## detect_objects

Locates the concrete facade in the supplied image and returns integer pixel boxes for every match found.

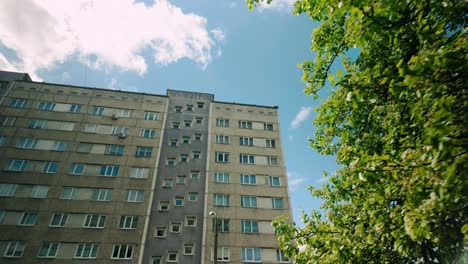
[0,71,292,264]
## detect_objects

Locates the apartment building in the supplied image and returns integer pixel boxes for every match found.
[0,70,292,264]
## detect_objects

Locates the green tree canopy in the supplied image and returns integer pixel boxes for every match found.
[248,0,467,262]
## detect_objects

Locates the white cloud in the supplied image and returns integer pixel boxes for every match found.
[0,0,223,79]
[290,106,312,129]
[108,78,118,90]
[287,171,307,191]
[258,0,296,12]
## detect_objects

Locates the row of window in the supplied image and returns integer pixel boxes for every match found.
[212,194,284,209]
[3,241,137,260]
[214,153,278,165]
[173,102,205,113]
[8,99,161,120]
[0,211,139,230]
[214,173,282,186]
[216,135,276,148]
[216,118,274,131]
[151,248,289,263]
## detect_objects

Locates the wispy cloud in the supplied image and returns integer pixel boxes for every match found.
[258,0,296,12]
[0,0,223,80]
[290,106,312,129]
[287,171,307,191]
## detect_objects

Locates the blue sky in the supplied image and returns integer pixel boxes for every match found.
[0,0,337,223]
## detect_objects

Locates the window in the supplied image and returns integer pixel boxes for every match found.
[91,189,112,201]
[197,102,204,108]
[69,163,85,175]
[174,196,185,206]
[241,220,259,233]
[183,244,194,255]
[162,179,173,188]
[77,143,92,153]
[214,172,230,183]
[239,121,252,129]
[241,247,262,262]
[241,196,257,208]
[172,122,180,129]
[111,245,133,260]
[240,154,255,164]
[38,242,59,258]
[16,138,38,149]
[0,136,6,146]
[216,135,230,144]
[119,215,138,229]
[196,117,203,124]
[216,118,229,127]
[1,116,16,126]
[240,137,254,146]
[0,183,17,196]
[31,185,49,198]
[176,175,187,184]
[182,136,190,144]
[272,198,284,209]
[214,194,229,207]
[264,123,274,131]
[74,243,98,259]
[112,126,130,135]
[158,201,170,211]
[116,109,132,118]
[192,151,201,159]
[188,192,199,202]
[185,216,197,227]
[27,119,47,129]
[184,120,192,127]
[4,241,26,258]
[60,187,77,199]
[99,165,119,177]
[216,247,230,262]
[190,171,200,180]
[42,162,58,173]
[268,176,281,186]
[194,133,202,141]
[84,123,98,133]
[216,152,230,163]
[136,146,152,157]
[9,99,26,108]
[144,111,160,120]
[83,214,106,228]
[215,219,230,232]
[51,141,67,151]
[105,145,124,156]
[0,210,4,223]
[130,167,149,178]
[6,159,29,171]
[49,213,68,227]
[276,249,290,262]
[151,256,162,264]
[180,154,189,162]
[170,222,182,233]
[167,251,179,262]
[125,190,144,202]
[266,139,276,148]
[240,174,256,185]
[140,128,156,138]
[174,106,182,113]
[169,138,178,146]
[154,227,166,238]
[69,104,82,113]
[19,212,38,226]
[186,105,193,111]
[37,102,55,111]
[268,156,278,166]
[91,106,104,116]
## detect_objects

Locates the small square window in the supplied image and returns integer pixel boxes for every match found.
[4,241,26,258]
[169,138,178,147]
[154,227,166,238]
[175,106,182,113]
[194,133,202,141]
[185,216,197,227]
[182,136,190,144]
[170,222,182,233]
[162,179,173,188]
[186,105,193,111]
[174,196,185,207]
[167,158,176,166]
[180,154,189,163]
[196,117,203,124]
[192,151,201,159]
[158,201,170,211]
[184,120,192,127]
[172,122,180,129]
[183,244,194,255]
[188,192,199,202]
[176,175,187,184]
[197,102,204,108]
[190,171,200,180]
[167,251,179,262]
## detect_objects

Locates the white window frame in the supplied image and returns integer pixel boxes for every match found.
[136,146,152,157]
[187,192,199,202]
[215,219,230,233]
[60,187,77,199]
[3,241,26,258]
[176,175,187,184]
[19,212,38,226]
[162,179,173,188]
[42,161,58,173]
[266,139,276,148]
[69,104,82,113]
[170,222,182,233]
[239,121,253,129]
[9,99,27,108]
[144,111,160,120]
[91,106,104,116]
[241,247,262,262]
[92,188,112,201]
[49,213,68,227]
[216,135,230,144]
[70,163,85,175]
[240,174,256,185]
[16,138,38,149]
[6,159,29,171]
[180,154,189,163]
[190,171,200,180]
[241,220,259,233]
[174,196,185,207]
[158,201,170,211]
[154,226,167,238]
[216,247,230,262]
[38,242,60,258]
[272,198,284,209]
[130,167,149,179]
[276,249,290,262]
[264,123,274,131]
[185,216,197,227]
[183,243,194,255]
[31,185,49,198]
[166,251,179,262]
[83,214,106,229]
[181,136,190,144]
[119,215,138,230]
[268,156,278,166]
[125,190,144,203]
[214,172,230,183]
[241,196,257,208]
[0,183,17,197]
[167,158,176,166]
[2,116,17,126]
[74,243,98,259]
[184,120,192,127]
[215,152,230,163]
[111,244,133,260]
[194,133,202,140]
[172,122,180,128]
[240,154,255,164]
[169,138,178,147]
[213,193,229,207]
[99,165,119,177]
[268,176,281,186]
[216,118,229,127]
[240,137,254,146]
[37,101,56,111]
[140,128,156,138]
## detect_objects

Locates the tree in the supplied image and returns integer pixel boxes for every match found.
[248,0,467,262]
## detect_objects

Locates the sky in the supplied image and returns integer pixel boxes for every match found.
[0,0,338,224]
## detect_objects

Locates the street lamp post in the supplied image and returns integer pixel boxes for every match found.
[209,211,218,264]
